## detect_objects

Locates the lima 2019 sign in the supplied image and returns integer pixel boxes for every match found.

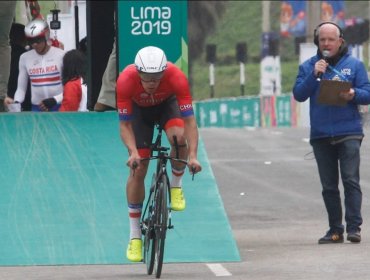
[117,1,188,74]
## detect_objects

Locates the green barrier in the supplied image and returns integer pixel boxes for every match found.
[195,95,296,128]
[195,97,260,128]
[260,96,276,127]
[276,95,292,127]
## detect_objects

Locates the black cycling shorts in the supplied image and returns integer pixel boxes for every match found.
[131,95,184,157]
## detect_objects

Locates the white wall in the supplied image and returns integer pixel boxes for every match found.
[46,1,86,52]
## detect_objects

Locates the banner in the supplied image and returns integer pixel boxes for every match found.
[321,0,345,28]
[260,96,276,127]
[195,95,298,128]
[276,95,292,127]
[280,1,307,37]
[260,32,281,96]
[195,97,260,128]
[117,1,188,73]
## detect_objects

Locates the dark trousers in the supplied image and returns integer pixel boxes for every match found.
[311,138,363,234]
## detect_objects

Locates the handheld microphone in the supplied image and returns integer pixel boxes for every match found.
[316,50,330,81]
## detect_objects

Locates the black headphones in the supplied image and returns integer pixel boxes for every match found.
[313,21,344,46]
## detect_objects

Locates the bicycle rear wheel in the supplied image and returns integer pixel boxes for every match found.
[154,174,168,278]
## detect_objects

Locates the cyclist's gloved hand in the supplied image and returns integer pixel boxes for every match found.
[40,97,57,111]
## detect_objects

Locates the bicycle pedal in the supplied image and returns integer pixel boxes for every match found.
[168,225,174,229]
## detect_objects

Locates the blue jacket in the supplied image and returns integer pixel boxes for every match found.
[293,52,370,139]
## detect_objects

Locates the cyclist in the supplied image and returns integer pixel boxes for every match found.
[4,19,64,111]
[116,46,202,262]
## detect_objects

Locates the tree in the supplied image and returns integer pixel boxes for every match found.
[188,1,226,90]
[188,1,226,60]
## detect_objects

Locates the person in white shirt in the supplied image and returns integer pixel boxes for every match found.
[4,19,64,112]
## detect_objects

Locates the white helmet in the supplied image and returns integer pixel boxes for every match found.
[134,46,167,73]
[24,19,50,41]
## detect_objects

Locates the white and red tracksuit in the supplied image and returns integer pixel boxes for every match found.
[14,46,64,106]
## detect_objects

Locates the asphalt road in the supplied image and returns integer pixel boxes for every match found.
[2,126,370,279]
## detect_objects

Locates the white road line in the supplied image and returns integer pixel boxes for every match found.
[206,263,232,277]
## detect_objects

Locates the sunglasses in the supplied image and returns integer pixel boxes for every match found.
[139,72,164,83]
[27,37,45,45]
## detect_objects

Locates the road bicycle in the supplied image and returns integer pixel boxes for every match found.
[139,124,193,278]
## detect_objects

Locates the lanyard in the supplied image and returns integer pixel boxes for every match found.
[327,65,348,81]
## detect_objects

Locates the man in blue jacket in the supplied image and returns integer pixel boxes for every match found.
[293,22,370,244]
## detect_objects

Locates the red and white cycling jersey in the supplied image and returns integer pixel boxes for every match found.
[14,46,64,105]
[116,62,194,121]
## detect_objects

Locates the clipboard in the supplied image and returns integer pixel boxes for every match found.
[317,80,352,106]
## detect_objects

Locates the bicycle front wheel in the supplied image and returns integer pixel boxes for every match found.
[143,196,156,275]
[143,172,158,275]
[144,220,155,275]
[154,174,168,278]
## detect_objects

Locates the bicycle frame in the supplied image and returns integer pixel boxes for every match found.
[141,126,173,230]
[140,124,187,278]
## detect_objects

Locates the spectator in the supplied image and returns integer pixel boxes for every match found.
[4,19,64,112]
[59,49,88,112]
[94,38,117,112]
[7,23,31,111]
[0,1,17,112]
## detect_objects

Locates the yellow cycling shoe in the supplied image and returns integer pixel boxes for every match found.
[170,187,186,211]
[126,238,143,262]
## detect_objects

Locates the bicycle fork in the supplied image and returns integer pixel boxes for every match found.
[167,181,174,230]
